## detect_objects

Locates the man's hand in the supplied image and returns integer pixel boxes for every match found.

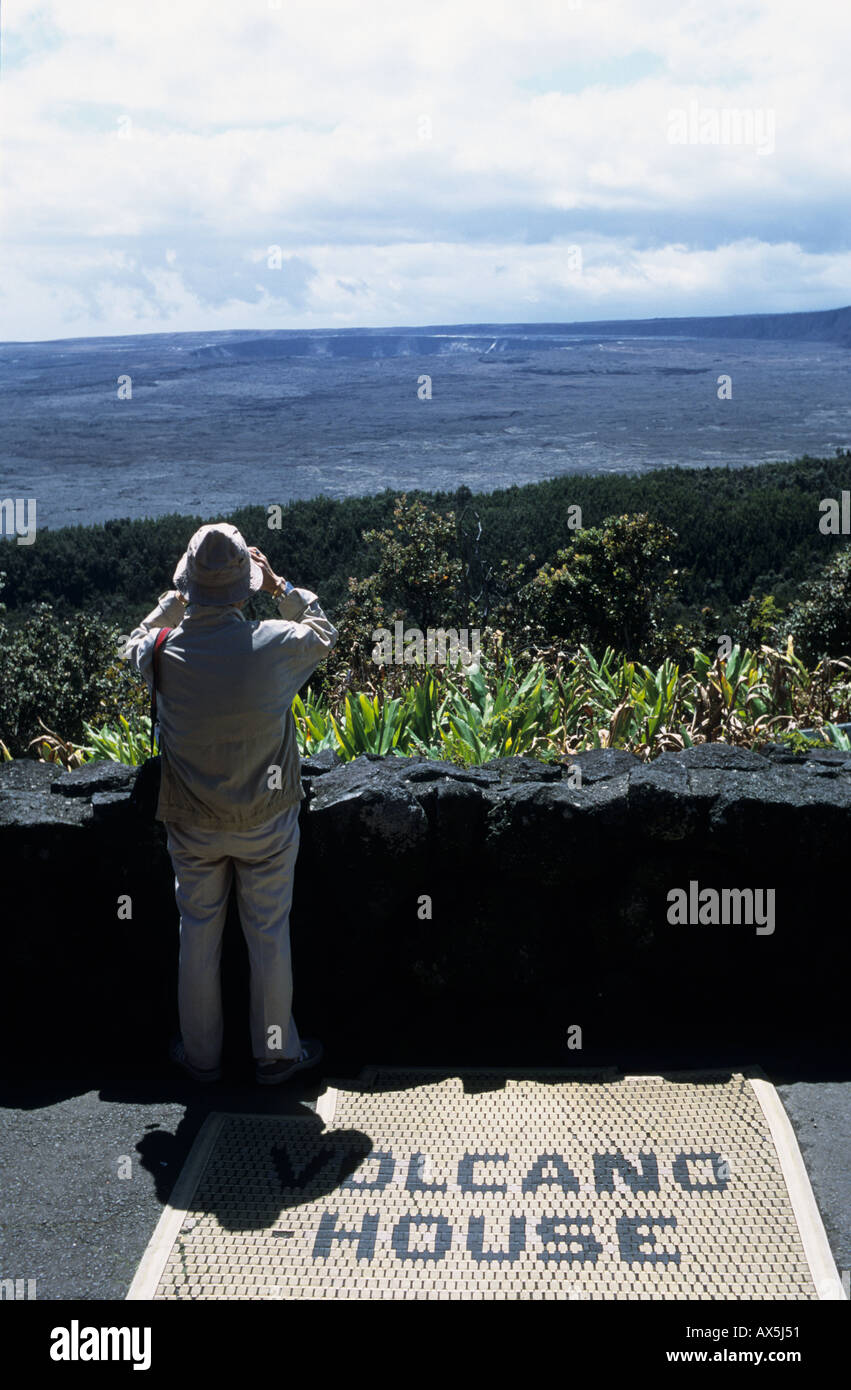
[249,547,285,594]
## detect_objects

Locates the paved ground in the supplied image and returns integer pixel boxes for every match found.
[0,1067,848,1301]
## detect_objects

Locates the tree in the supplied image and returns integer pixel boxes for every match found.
[517,513,680,659]
[0,583,147,758]
[732,593,782,649]
[782,545,851,661]
[360,494,463,631]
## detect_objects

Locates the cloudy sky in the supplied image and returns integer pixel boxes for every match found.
[1,0,849,341]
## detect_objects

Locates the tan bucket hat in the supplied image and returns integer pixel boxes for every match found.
[173,523,264,605]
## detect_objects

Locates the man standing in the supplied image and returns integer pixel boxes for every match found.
[122,523,337,1085]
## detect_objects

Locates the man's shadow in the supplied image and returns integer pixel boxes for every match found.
[134,1103,376,1233]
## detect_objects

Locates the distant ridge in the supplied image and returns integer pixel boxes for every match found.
[186,304,851,362]
[427,305,851,343]
[1,305,849,358]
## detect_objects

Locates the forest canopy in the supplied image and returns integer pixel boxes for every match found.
[2,452,850,642]
[4,452,851,762]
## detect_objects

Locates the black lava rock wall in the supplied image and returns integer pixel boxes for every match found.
[1,745,847,1077]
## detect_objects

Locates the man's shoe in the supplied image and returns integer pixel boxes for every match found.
[255,1039,323,1086]
[169,1037,222,1084]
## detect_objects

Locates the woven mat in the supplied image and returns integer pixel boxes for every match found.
[127,1068,843,1300]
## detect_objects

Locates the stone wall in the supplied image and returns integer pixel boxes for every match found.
[1,745,848,1076]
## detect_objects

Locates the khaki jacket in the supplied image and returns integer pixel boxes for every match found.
[123,586,338,830]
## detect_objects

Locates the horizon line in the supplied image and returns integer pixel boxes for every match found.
[2,303,850,350]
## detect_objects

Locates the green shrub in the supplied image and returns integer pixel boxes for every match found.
[782,545,851,662]
[0,586,148,758]
[77,714,153,765]
[515,513,680,660]
[22,641,851,770]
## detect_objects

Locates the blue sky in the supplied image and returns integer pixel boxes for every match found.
[1,0,849,341]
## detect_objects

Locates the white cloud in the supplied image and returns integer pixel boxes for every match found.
[1,0,849,339]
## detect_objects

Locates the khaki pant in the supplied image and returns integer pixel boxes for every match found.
[165,804,303,1071]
